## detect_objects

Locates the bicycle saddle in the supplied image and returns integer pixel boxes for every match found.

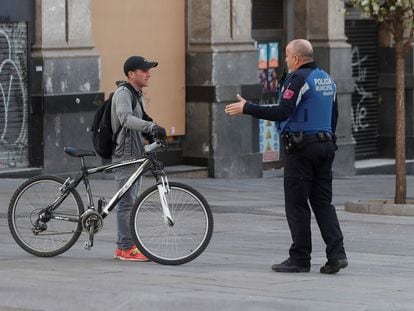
[64,146,96,157]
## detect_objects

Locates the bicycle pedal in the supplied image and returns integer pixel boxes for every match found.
[84,241,93,250]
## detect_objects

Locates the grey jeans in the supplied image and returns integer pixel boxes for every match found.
[115,177,141,249]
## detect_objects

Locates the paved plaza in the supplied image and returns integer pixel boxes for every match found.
[1,174,414,310]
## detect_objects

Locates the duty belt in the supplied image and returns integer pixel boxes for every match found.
[301,132,333,143]
[282,132,333,143]
[281,132,334,153]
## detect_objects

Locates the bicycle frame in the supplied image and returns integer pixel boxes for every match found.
[96,158,159,216]
[33,142,172,251]
[88,157,153,218]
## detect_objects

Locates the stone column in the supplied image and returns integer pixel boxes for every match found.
[293,0,355,176]
[184,0,262,178]
[31,0,102,173]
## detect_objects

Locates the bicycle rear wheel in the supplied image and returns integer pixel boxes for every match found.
[8,175,84,257]
[130,182,213,265]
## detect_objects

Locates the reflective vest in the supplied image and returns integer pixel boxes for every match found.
[279,68,336,134]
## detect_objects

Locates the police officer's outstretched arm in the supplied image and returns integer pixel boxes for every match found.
[225,88,296,122]
[225,94,246,115]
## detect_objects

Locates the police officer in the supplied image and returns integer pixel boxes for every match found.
[225,39,347,274]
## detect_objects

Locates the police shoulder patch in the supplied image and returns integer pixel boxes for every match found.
[282,89,295,100]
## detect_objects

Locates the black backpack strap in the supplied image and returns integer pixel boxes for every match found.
[112,82,137,132]
[114,80,138,109]
[122,82,153,121]
[112,82,154,144]
[122,82,138,110]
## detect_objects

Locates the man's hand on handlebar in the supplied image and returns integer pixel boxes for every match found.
[152,125,167,139]
[144,136,168,154]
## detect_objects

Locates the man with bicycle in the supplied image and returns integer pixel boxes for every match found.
[225,39,348,274]
[111,56,167,261]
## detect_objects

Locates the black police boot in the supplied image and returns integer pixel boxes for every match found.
[320,258,348,274]
[271,258,310,273]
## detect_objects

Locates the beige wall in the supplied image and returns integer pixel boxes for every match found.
[91,0,185,136]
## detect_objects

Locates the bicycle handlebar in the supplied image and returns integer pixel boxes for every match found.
[144,139,168,154]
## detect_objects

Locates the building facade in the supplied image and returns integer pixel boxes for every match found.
[184,0,355,177]
[0,0,409,177]
[0,0,34,171]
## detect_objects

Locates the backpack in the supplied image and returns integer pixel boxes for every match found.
[91,82,138,159]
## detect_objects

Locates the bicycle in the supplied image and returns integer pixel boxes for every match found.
[8,139,214,265]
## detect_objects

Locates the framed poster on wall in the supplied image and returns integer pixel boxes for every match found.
[257,42,280,162]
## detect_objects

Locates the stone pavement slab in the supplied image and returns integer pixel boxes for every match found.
[0,175,414,310]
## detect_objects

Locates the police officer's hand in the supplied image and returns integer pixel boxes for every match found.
[225,94,246,116]
[151,125,167,139]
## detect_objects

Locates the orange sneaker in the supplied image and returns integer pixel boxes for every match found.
[114,246,150,262]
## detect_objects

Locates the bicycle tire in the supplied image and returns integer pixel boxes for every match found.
[130,182,213,265]
[8,175,84,257]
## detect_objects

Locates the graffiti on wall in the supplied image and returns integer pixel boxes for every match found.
[0,23,28,169]
[351,46,373,133]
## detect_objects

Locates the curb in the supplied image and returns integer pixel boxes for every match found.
[345,200,414,216]
[0,168,42,178]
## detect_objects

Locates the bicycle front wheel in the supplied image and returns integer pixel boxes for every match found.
[131,182,213,265]
[8,175,84,257]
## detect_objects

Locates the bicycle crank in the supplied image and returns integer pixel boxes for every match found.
[81,210,104,233]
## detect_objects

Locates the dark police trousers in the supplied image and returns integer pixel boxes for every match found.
[283,140,346,267]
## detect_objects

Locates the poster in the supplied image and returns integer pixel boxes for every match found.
[258,44,268,70]
[259,120,280,162]
[258,42,280,162]
[268,42,279,68]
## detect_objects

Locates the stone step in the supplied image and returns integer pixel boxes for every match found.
[355,158,414,175]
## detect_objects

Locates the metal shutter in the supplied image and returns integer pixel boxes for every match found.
[345,19,379,159]
[0,22,29,169]
[252,0,284,30]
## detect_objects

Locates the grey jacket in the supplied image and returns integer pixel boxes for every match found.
[110,84,155,180]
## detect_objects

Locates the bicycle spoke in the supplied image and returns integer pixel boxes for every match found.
[131,182,213,265]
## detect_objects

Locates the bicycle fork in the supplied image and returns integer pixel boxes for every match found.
[157,176,174,226]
